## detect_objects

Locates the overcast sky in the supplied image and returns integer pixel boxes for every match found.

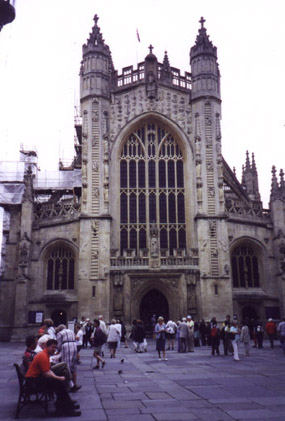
[1,0,285,207]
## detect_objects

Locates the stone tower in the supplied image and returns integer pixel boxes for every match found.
[78,15,114,319]
[190,17,232,319]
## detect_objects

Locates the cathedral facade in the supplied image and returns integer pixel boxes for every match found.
[1,16,285,340]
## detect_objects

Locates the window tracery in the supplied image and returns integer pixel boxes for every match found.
[119,122,186,255]
[46,244,75,290]
[231,245,260,288]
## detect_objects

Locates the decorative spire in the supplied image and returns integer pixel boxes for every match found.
[190,17,220,100]
[83,14,113,66]
[233,167,236,176]
[241,164,245,185]
[280,169,285,198]
[190,17,217,59]
[251,152,257,174]
[270,165,279,201]
[245,150,250,171]
[160,51,172,83]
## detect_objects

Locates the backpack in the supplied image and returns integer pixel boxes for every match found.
[94,328,107,346]
[211,326,218,337]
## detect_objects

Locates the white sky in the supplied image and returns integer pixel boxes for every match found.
[1,0,285,207]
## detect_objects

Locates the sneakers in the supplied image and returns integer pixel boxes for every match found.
[70,385,82,392]
[163,358,168,361]
[158,358,162,361]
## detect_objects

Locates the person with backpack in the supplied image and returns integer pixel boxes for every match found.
[92,319,106,369]
[210,318,220,355]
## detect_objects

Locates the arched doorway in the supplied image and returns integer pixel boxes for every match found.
[51,309,67,326]
[140,289,169,333]
[242,305,258,322]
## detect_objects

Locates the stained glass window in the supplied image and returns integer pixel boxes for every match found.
[119,121,186,255]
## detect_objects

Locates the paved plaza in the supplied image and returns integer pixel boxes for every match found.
[1,339,285,420]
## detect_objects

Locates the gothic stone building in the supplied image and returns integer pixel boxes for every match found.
[1,16,285,340]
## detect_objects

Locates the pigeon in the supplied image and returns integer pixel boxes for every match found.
[118,370,122,374]
[120,358,124,363]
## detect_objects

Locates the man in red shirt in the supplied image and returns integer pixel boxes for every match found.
[25,339,80,417]
[265,318,277,349]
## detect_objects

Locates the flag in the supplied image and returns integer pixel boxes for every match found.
[136,28,141,43]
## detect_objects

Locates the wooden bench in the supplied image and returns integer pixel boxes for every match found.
[14,363,54,418]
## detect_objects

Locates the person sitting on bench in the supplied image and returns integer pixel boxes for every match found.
[22,335,38,372]
[25,338,81,417]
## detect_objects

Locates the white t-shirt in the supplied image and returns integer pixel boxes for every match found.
[75,329,83,346]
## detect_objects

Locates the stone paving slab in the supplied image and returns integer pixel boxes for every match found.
[1,339,285,420]
[152,412,199,420]
[225,408,284,419]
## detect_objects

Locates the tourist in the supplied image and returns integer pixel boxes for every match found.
[199,319,207,346]
[277,317,285,354]
[194,320,200,347]
[74,324,83,364]
[56,325,81,392]
[25,339,81,417]
[98,315,108,356]
[92,319,106,369]
[256,320,264,349]
[155,316,167,361]
[240,321,250,356]
[186,315,194,352]
[250,319,258,348]
[82,319,93,348]
[115,319,122,349]
[130,319,138,352]
[230,320,240,361]
[178,317,188,353]
[166,319,177,350]
[22,335,38,372]
[107,319,121,358]
[44,319,57,339]
[206,322,212,346]
[265,318,276,348]
[133,320,146,353]
[120,320,128,348]
[210,320,220,356]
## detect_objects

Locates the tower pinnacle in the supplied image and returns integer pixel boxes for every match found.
[190,18,220,100]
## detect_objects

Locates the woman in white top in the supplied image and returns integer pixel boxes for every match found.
[230,321,240,361]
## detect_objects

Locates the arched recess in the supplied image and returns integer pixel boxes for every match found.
[109,112,196,256]
[242,305,258,322]
[51,309,67,326]
[41,240,78,292]
[140,289,169,332]
[230,237,265,289]
[130,276,179,326]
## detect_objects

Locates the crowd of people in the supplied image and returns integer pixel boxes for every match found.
[149,315,285,362]
[21,314,285,416]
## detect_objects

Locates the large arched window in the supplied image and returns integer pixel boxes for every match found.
[45,244,75,290]
[231,244,260,288]
[119,121,186,255]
